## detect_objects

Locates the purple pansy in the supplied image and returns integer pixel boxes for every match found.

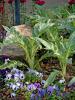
[34,82,41,88]
[0,69,6,75]
[31,92,39,100]
[38,88,46,97]
[47,86,54,95]
[27,83,37,91]
[30,93,35,100]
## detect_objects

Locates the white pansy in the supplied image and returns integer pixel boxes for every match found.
[5,58,10,64]
[19,72,25,79]
[59,79,65,83]
[39,73,43,77]
[10,83,19,91]
[6,73,12,80]
[41,80,46,85]
[11,93,16,97]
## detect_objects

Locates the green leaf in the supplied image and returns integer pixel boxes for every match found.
[44,70,59,88]
[35,37,54,50]
[33,20,54,37]
[68,77,75,86]
[3,26,10,33]
[0,61,25,69]
[65,31,75,56]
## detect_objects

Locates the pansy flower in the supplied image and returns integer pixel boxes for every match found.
[10,83,19,91]
[11,92,16,97]
[34,82,41,88]
[38,88,46,97]
[6,73,12,80]
[47,86,54,95]
[27,83,37,91]
[19,72,25,79]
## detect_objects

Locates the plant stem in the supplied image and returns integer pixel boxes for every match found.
[60,61,67,79]
[62,64,66,79]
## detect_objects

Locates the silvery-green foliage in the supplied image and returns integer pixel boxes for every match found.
[2,26,50,70]
[36,28,75,78]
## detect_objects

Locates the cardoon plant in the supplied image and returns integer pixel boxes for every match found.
[2,26,47,70]
[35,25,75,79]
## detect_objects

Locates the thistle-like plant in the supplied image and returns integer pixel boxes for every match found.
[2,26,52,70]
[36,26,75,79]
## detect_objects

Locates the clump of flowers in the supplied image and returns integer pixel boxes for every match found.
[28,83,60,99]
[26,79,66,100]
[5,68,25,93]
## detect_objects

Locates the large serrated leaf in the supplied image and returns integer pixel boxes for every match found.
[68,77,75,86]
[44,70,59,88]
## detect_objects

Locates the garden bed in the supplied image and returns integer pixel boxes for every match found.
[1,0,75,100]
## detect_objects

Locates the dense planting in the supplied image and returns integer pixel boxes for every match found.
[0,0,75,99]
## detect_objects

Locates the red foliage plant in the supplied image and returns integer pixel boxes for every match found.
[20,0,26,3]
[68,0,75,5]
[35,0,45,5]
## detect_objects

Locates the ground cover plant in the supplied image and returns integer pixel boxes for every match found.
[0,0,75,100]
